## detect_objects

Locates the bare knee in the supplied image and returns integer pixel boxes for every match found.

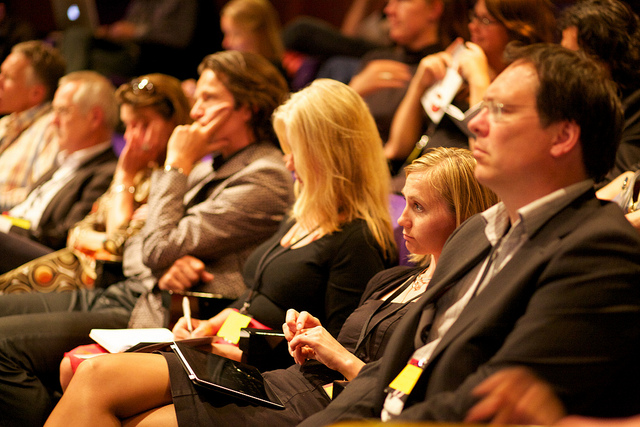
[59,356,74,391]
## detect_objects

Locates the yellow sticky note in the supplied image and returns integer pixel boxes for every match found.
[388,364,423,395]
[216,311,252,344]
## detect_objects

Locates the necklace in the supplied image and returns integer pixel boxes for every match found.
[411,269,432,291]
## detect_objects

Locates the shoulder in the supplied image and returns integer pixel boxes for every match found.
[222,142,288,178]
[81,148,118,174]
[334,219,376,245]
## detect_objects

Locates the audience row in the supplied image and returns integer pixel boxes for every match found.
[0,0,638,426]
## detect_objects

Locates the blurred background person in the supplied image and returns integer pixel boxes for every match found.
[384,0,556,179]
[60,0,214,82]
[0,70,119,272]
[0,40,66,210]
[558,0,640,185]
[0,0,36,63]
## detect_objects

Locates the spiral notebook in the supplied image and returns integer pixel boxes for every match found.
[170,341,285,410]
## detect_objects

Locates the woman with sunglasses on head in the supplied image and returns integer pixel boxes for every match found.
[45,142,498,427]
[0,73,191,294]
[384,0,556,170]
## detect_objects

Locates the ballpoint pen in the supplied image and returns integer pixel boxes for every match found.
[182,296,193,334]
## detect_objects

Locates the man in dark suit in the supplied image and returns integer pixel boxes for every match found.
[300,43,640,425]
[0,70,118,272]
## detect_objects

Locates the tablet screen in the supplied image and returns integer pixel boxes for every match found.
[171,341,285,410]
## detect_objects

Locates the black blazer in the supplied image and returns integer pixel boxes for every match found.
[11,146,117,250]
[300,190,640,425]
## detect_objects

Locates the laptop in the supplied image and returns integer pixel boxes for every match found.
[51,0,100,31]
[170,341,285,410]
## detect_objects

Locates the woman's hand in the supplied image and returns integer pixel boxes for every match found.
[283,309,322,342]
[117,119,168,182]
[284,309,364,380]
[287,324,365,380]
[164,106,232,175]
[457,42,491,106]
[349,59,411,97]
[172,308,236,340]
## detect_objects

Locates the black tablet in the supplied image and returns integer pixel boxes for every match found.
[170,341,285,410]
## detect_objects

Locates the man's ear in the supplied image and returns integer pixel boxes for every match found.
[28,83,47,106]
[429,0,445,21]
[88,105,105,130]
[550,120,581,158]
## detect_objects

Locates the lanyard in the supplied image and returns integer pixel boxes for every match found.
[239,223,317,314]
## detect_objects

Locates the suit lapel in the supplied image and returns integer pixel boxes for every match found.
[424,192,599,368]
[184,144,265,208]
[376,215,493,385]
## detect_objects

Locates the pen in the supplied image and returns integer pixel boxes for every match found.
[182,296,193,334]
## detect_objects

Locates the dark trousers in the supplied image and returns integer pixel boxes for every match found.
[0,286,134,426]
[0,230,53,274]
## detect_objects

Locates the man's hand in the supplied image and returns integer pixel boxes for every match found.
[158,255,214,293]
[465,367,566,425]
[164,107,232,174]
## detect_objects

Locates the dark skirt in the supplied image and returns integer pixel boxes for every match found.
[162,352,336,426]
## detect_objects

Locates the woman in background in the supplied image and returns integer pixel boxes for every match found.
[384,0,556,167]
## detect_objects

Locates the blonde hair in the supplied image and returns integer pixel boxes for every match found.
[272,79,395,259]
[405,147,499,265]
[59,71,119,130]
[221,0,284,62]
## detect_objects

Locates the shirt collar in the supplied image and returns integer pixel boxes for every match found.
[481,179,595,245]
[7,102,51,126]
[56,140,111,167]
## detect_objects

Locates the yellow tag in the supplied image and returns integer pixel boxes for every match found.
[216,311,252,344]
[323,383,333,399]
[2,215,30,230]
[388,364,423,395]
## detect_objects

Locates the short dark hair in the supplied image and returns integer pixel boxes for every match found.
[505,43,623,182]
[558,0,640,92]
[11,41,66,102]
[197,50,288,146]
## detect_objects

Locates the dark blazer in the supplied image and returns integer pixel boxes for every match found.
[301,190,640,425]
[10,145,117,250]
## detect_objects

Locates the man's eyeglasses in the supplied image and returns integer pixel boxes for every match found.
[468,10,499,26]
[131,78,155,95]
[476,100,537,123]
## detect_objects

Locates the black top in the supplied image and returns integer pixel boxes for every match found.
[229,218,390,336]
[164,265,425,426]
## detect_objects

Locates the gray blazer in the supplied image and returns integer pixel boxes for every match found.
[124,142,294,327]
[301,190,640,425]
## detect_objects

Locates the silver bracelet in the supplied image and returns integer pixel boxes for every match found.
[113,184,136,194]
[164,164,185,175]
